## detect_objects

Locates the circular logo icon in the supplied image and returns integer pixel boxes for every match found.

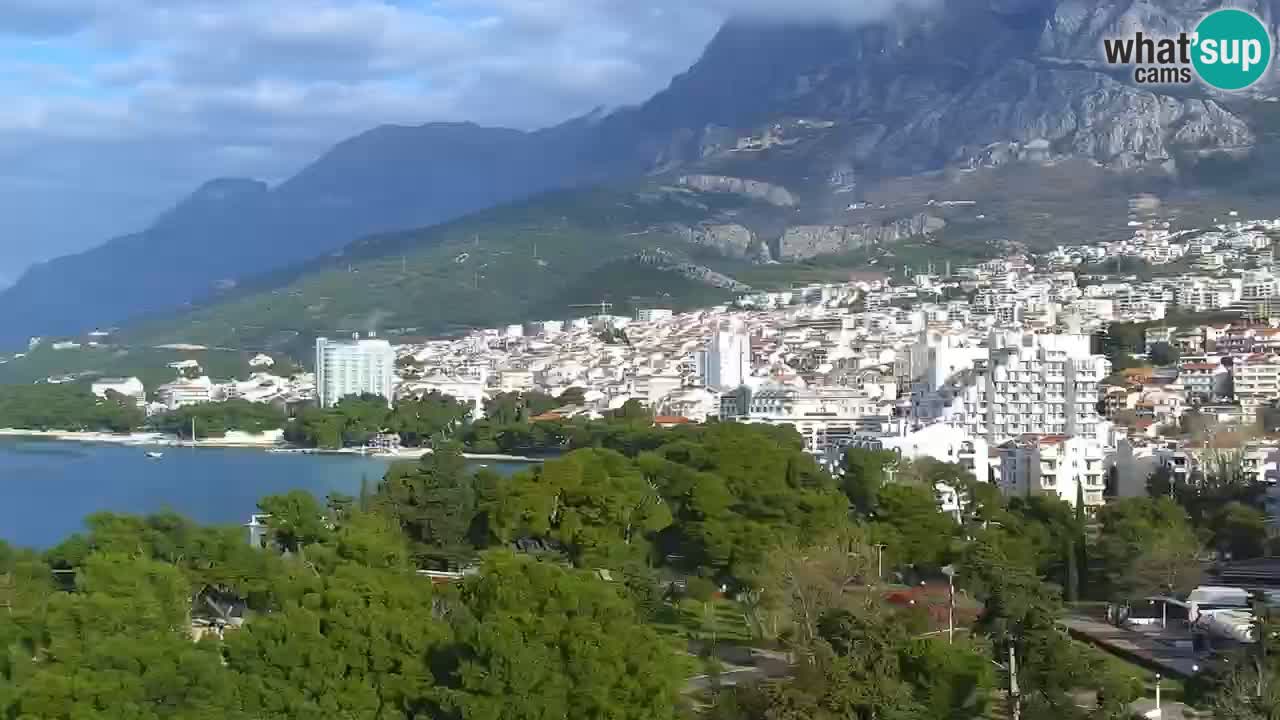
[1192,9,1272,90]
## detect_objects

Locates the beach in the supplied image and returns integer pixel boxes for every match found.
[0,427,544,463]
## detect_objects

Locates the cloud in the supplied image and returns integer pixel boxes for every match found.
[0,0,101,37]
[0,0,925,279]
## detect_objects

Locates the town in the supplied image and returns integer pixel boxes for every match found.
[51,214,1280,509]
[9,211,1280,719]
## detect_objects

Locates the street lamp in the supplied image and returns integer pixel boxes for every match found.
[942,564,957,644]
[1154,673,1162,714]
[873,543,887,582]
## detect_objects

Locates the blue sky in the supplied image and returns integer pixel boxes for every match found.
[0,0,923,286]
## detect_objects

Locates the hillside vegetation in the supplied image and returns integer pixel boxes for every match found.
[124,185,750,354]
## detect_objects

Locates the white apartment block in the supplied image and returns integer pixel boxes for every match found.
[90,376,146,403]
[860,422,992,487]
[700,329,750,390]
[720,385,893,454]
[399,371,486,416]
[315,335,396,408]
[157,376,214,410]
[1179,361,1221,402]
[911,329,1110,445]
[636,308,674,323]
[1242,271,1277,304]
[1242,444,1280,485]
[1235,354,1280,416]
[998,434,1107,509]
[496,370,535,393]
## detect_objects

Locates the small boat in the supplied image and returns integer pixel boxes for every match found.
[145,451,164,459]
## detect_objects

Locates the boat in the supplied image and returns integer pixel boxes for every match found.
[145,451,164,459]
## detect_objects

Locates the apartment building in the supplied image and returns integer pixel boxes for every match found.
[1235,354,1280,416]
[1241,271,1277,304]
[997,434,1107,509]
[1179,361,1220,403]
[720,384,894,454]
[315,335,396,408]
[1241,444,1280,485]
[699,328,750,390]
[399,369,487,416]
[157,376,214,410]
[868,422,992,485]
[912,329,1110,445]
[90,376,146,403]
[635,308,674,323]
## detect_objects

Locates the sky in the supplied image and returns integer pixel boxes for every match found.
[0,0,926,286]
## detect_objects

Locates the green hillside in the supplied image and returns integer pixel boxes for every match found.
[122,184,754,355]
[0,345,268,388]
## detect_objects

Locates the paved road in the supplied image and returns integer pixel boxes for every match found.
[685,666,767,692]
[1061,615,1202,678]
[1129,698,1202,719]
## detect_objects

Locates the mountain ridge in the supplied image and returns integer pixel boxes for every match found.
[6,0,1280,347]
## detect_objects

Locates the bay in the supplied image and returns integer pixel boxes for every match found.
[0,439,528,549]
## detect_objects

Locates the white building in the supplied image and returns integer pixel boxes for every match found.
[871,422,993,486]
[398,373,486,416]
[315,335,396,407]
[157,376,214,410]
[700,329,750,390]
[496,369,535,393]
[997,434,1107,509]
[720,385,893,454]
[90,376,145,403]
[636,308,674,323]
[852,422,993,519]
[248,353,275,368]
[911,329,1110,445]
[1235,354,1280,416]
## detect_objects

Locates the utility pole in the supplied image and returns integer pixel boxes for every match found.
[943,564,956,644]
[1008,644,1021,720]
[1155,673,1162,714]
[873,543,887,582]
[1253,590,1269,699]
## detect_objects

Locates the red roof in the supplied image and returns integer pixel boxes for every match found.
[653,415,692,426]
[1014,433,1072,446]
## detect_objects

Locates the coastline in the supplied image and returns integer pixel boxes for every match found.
[0,428,544,464]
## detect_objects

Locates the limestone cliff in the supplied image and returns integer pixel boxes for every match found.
[676,175,798,207]
[671,223,756,259]
[778,215,947,260]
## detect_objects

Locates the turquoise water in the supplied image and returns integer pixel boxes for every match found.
[0,440,526,548]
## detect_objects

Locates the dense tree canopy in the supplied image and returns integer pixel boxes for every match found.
[285,392,471,449]
[637,423,848,580]
[0,383,143,433]
[488,448,672,568]
[154,399,286,439]
[1094,497,1203,601]
[2,418,1235,720]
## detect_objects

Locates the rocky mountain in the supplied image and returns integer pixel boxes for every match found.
[5,0,1280,347]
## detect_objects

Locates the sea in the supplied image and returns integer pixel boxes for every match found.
[0,439,528,549]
